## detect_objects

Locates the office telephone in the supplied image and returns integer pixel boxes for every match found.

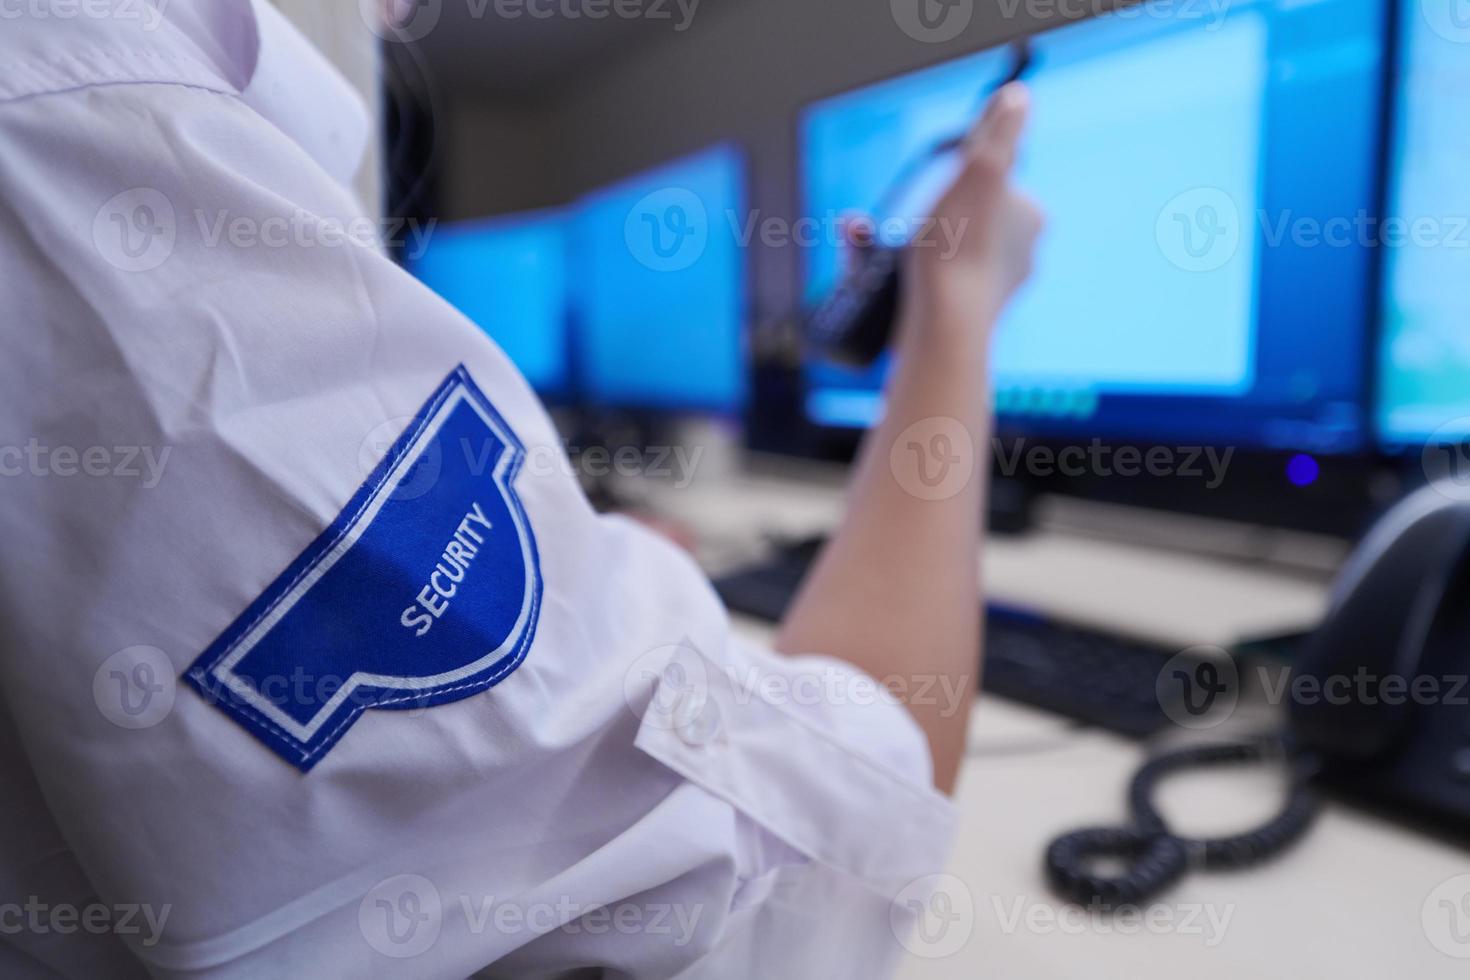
[1292,481,1470,825]
[1047,482,1470,906]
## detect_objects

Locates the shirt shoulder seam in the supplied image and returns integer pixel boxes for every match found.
[0,41,238,107]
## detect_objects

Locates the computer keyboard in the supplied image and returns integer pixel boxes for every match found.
[978,607,1177,738]
[715,539,1179,738]
[713,536,826,623]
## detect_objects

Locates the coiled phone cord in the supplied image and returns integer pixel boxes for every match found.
[1045,735,1323,907]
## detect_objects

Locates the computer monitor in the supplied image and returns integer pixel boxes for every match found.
[572,143,748,415]
[407,210,572,397]
[798,0,1389,464]
[1376,0,1470,447]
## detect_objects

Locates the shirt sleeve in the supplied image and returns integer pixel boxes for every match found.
[0,78,956,979]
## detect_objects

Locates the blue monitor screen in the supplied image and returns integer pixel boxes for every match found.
[573,144,748,414]
[1377,0,1470,446]
[801,0,1387,453]
[408,211,570,396]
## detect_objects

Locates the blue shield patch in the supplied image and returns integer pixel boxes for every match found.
[185,366,543,771]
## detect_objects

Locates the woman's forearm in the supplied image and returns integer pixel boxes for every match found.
[773,83,1041,796]
[774,316,991,795]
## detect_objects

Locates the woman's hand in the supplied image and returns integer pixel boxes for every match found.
[904,82,1045,344]
[777,83,1044,795]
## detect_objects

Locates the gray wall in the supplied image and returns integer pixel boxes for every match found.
[270,0,383,215]
[437,0,1108,318]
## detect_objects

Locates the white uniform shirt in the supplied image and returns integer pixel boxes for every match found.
[0,3,957,977]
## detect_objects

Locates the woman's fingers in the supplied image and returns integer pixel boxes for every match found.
[966,82,1031,178]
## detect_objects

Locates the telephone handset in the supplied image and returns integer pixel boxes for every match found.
[1292,482,1470,823]
[1047,482,1470,908]
[805,41,1033,366]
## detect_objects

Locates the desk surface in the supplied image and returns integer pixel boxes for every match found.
[630,466,1470,978]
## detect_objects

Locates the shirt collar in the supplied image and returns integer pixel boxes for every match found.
[237,0,372,189]
[161,0,371,189]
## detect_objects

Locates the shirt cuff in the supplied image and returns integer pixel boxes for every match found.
[632,639,959,900]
